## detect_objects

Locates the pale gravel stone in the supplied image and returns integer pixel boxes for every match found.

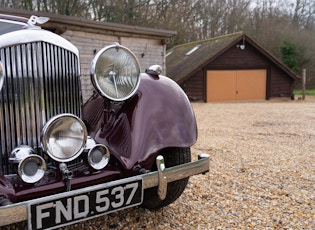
[4,98,315,229]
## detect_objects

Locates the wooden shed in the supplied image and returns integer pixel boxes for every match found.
[1,8,176,102]
[166,32,299,102]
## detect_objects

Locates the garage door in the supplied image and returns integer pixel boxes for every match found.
[206,70,266,102]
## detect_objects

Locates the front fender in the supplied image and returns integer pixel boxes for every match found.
[130,73,197,165]
[83,73,197,170]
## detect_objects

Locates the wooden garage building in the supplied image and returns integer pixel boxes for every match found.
[166,32,299,102]
[1,8,176,102]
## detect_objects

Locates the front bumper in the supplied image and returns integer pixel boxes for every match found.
[0,153,209,227]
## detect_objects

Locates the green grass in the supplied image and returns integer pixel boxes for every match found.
[294,89,315,95]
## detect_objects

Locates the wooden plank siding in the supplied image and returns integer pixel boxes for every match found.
[180,42,294,102]
[121,37,165,73]
[62,31,165,103]
[269,68,294,97]
[0,8,175,103]
[181,70,204,101]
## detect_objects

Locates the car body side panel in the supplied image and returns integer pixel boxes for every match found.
[83,73,197,170]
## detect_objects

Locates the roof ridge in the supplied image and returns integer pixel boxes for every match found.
[170,31,244,50]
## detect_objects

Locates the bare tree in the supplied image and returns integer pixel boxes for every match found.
[2,0,315,87]
[89,0,151,24]
[291,0,315,29]
[0,0,90,16]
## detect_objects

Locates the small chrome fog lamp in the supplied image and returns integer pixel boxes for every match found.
[42,114,87,162]
[91,43,141,101]
[88,144,110,170]
[9,146,46,183]
[18,155,46,183]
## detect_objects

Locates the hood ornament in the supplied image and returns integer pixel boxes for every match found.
[27,15,49,28]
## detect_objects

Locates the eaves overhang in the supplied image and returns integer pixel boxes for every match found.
[241,35,299,80]
[0,7,177,42]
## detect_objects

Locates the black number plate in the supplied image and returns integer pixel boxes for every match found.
[28,178,143,230]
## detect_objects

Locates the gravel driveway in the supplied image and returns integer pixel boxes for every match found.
[4,99,315,229]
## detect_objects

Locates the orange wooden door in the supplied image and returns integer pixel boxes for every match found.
[207,70,266,102]
[236,70,266,101]
[206,70,236,102]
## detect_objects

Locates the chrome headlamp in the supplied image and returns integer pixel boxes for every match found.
[91,43,141,101]
[42,114,87,162]
[9,146,46,183]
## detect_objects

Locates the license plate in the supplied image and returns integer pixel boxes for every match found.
[28,177,143,230]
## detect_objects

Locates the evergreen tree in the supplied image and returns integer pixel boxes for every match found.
[280,41,300,73]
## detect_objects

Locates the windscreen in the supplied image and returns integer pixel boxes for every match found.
[0,20,26,35]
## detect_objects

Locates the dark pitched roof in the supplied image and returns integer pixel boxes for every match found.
[0,7,176,40]
[166,32,298,84]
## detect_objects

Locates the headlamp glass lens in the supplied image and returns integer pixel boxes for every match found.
[91,45,140,101]
[42,114,87,162]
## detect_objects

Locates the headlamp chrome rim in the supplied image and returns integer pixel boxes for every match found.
[42,113,88,162]
[87,144,110,170]
[18,154,46,184]
[9,145,46,183]
[90,43,141,101]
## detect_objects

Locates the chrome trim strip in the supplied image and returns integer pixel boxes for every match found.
[0,154,209,227]
[0,60,3,91]
[0,18,27,27]
[0,29,79,56]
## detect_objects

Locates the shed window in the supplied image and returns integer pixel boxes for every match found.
[185,45,201,56]
[166,51,173,57]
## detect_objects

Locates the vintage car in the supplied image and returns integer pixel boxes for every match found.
[0,14,209,229]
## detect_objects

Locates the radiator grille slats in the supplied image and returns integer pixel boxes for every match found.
[0,42,81,174]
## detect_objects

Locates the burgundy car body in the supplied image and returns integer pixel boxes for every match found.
[0,13,209,229]
[83,73,198,170]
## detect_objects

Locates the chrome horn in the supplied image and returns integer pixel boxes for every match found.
[87,144,110,170]
[9,146,46,183]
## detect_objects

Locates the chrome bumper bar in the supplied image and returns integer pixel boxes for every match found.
[0,154,209,227]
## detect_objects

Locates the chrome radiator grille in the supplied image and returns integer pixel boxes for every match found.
[0,42,81,174]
